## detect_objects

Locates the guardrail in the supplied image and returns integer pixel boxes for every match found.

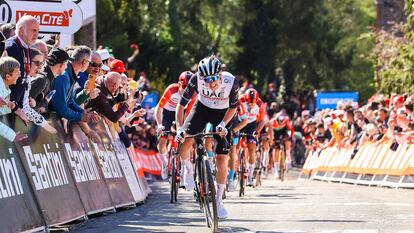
[299,141,414,188]
[0,113,151,233]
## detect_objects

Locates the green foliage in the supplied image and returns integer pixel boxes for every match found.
[374,0,414,95]
[97,0,376,101]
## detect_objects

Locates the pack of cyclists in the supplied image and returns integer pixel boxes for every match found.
[155,55,295,221]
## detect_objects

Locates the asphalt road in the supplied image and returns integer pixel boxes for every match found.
[69,170,414,233]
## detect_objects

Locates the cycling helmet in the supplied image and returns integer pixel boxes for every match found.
[276,113,288,124]
[178,71,193,88]
[245,88,259,104]
[197,56,222,78]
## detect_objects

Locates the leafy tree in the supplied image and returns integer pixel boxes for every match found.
[96,0,377,101]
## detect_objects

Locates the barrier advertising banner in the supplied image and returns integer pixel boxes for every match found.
[9,115,86,226]
[61,121,114,215]
[89,120,135,208]
[315,91,358,110]
[113,140,146,203]
[0,117,45,233]
[0,0,83,34]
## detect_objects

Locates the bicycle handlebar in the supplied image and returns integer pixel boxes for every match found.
[238,132,258,138]
[185,131,221,139]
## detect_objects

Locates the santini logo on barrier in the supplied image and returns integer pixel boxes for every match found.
[0,0,83,34]
[64,143,101,183]
[23,145,69,191]
[0,149,24,199]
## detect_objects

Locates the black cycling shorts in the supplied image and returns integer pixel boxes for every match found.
[162,108,175,133]
[273,127,289,141]
[184,102,231,154]
[241,121,257,144]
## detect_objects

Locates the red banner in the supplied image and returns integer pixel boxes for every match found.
[134,149,162,176]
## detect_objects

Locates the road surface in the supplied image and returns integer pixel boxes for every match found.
[69,170,414,233]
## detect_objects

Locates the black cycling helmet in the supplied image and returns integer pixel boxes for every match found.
[197,56,222,77]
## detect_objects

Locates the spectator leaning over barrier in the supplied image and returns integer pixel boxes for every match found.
[86,72,136,123]
[74,51,107,105]
[30,48,70,113]
[378,107,389,128]
[76,51,109,92]
[17,48,57,133]
[5,15,39,109]
[111,61,146,148]
[0,57,28,142]
[51,45,99,123]
[321,116,344,149]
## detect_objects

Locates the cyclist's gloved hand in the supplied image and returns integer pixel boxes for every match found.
[156,125,165,135]
[216,121,228,136]
[175,127,186,142]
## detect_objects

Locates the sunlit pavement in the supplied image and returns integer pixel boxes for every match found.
[70,169,414,233]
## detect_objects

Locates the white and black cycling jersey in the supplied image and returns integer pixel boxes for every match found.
[180,71,239,110]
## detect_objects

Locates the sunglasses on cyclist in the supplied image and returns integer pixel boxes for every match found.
[203,75,219,83]
[90,62,103,68]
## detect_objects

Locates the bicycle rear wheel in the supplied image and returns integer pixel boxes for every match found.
[202,159,218,232]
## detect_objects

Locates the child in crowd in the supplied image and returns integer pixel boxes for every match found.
[0,57,27,142]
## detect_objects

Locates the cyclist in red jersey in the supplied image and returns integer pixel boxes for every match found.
[236,88,266,186]
[155,71,194,179]
[269,113,295,175]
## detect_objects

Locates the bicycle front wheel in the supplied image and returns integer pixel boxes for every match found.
[279,147,286,182]
[170,152,177,203]
[202,159,218,232]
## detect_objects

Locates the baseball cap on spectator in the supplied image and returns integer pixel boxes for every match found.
[365,123,379,136]
[301,110,310,118]
[351,102,359,109]
[47,48,73,66]
[109,59,126,73]
[96,49,111,61]
[323,117,333,125]
[393,95,405,104]
[404,97,414,106]
[334,109,345,117]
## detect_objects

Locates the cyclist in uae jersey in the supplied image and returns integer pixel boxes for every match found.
[236,88,266,186]
[175,56,239,219]
[154,71,195,179]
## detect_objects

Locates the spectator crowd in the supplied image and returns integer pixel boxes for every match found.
[264,85,414,166]
[0,16,153,151]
